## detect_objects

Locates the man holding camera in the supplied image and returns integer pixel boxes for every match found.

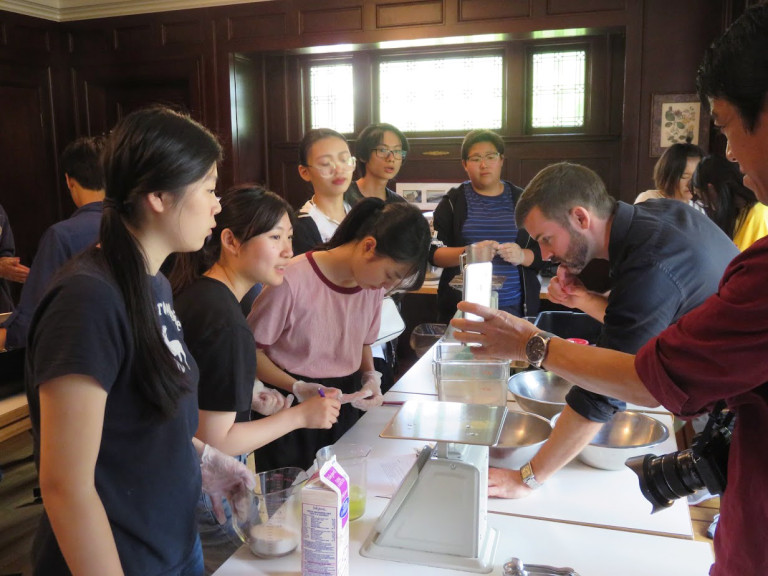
[485,161,736,499]
[452,5,768,573]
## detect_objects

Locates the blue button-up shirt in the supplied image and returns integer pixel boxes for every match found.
[2,201,103,349]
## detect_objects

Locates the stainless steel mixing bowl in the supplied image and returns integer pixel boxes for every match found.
[507,370,572,419]
[489,411,552,470]
[578,411,670,471]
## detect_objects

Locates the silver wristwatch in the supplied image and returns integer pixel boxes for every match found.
[525,331,554,369]
[520,461,542,490]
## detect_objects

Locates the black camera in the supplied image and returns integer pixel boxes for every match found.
[625,403,734,513]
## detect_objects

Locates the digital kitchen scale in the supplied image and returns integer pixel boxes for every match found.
[360,400,506,573]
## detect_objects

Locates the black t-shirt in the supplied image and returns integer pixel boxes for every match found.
[25,250,201,576]
[175,276,254,422]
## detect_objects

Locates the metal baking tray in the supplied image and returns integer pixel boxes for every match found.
[380,400,506,446]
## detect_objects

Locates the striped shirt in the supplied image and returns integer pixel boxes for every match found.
[462,181,522,313]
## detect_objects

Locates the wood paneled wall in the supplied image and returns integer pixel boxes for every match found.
[0,0,732,264]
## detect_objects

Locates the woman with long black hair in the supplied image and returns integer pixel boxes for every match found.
[25,106,254,576]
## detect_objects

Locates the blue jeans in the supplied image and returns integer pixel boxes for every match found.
[197,454,248,575]
[176,535,204,576]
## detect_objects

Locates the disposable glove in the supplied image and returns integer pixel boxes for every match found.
[200,443,256,524]
[251,379,293,415]
[292,380,342,403]
[351,370,384,411]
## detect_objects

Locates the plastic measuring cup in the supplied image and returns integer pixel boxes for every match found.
[316,443,371,520]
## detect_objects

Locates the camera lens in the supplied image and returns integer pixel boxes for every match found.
[626,449,706,513]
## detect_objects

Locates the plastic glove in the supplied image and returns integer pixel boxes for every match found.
[251,379,293,415]
[200,444,256,524]
[292,380,342,403]
[351,370,384,411]
[496,242,525,266]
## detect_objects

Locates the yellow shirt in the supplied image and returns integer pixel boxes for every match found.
[733,202,768,251]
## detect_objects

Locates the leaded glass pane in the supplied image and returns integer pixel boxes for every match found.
[531,51,585,128]
[379,56,503,131]
[310,64,354,133]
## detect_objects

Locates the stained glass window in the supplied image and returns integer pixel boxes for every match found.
[309,64,354,133]
[378,56,503,131]
[531,50,586,128]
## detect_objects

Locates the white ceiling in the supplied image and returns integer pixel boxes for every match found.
[1,0,273,22]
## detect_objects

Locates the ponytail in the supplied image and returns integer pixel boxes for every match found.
[102,106,222,419]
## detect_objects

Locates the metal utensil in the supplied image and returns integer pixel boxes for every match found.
[503,556,581,576]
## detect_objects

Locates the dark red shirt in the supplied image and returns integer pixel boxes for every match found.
[636,237,768,575]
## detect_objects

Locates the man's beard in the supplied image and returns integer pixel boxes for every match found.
[559,227,590,274]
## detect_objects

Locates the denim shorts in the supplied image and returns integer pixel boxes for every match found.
[176,534,204,576]
[197,454,248,575]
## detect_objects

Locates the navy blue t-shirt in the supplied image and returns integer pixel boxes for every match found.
[26,249,201,576]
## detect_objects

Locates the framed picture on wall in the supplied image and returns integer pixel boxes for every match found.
[395,182,456,210]
[650,93,710,157]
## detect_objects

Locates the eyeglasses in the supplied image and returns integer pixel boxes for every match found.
[373,147,407,161]
[306,156,357,178]
[466,152,502,165]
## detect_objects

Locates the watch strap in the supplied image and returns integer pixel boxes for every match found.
[520,461,543,490]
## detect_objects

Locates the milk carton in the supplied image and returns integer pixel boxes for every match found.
[301,456,350,576]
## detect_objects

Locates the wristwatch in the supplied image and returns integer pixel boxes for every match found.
[520,461,542,490]
[525,331,554,369]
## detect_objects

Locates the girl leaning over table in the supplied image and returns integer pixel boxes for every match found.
[170,184,341,574]
[25,106,254,576]
[247,198,431,471]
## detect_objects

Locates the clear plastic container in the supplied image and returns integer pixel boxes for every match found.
[233,467,307,558]
[432,341,509,406]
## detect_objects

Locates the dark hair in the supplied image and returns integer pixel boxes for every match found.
[299,128,348,166]
[322,198,430,291]
[461,129,504,161]
[516,162,616,228]
[355,123,409,177]
[697,4,768,132]
[60,136,106,190]
[692,154,757,239]
[170,184,293,295]
[653,143,703,198]
[101,106,222,418]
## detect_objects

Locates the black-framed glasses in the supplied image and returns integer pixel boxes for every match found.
[373,147,407,161]
[306,156,357,178]
[466,152,502,164]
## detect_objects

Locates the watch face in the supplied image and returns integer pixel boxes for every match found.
[526,335,547,364]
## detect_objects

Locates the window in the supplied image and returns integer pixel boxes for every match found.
[300,38,612,137]
[309,63,354,133]
[378,55,503,131]
[530,50,586,129]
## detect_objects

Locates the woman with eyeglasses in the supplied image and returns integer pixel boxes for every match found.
[430,129,543,322]
[344,123,410,206]
[343,123,410,394]
[293,128,357,255]
[247,198,431,471]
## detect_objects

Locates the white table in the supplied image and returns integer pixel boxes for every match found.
[340,405,692,539]
[214,345,713,575]
[214,497,712,576]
